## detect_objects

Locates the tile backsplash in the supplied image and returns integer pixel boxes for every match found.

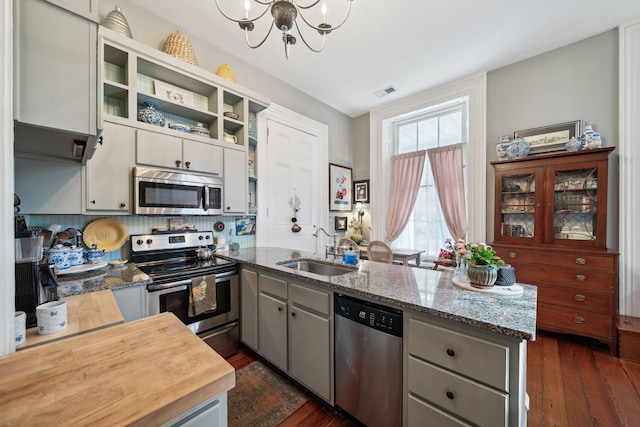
[24,215,255,261]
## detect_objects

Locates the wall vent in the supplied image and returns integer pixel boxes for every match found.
[374,86,397,98]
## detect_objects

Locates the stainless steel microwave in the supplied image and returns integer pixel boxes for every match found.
[134,167,223,215]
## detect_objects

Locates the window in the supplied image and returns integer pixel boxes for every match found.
[393,101,467,258]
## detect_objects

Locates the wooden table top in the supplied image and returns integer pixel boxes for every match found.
[17,290,124,351]
[1,312,235,426]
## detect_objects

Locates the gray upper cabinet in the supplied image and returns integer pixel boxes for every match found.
[85,121,135,213]
[13,0,100,164]
[223,148,247,213]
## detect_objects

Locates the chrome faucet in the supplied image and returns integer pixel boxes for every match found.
[313,225,338,261]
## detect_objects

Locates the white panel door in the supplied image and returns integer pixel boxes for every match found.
[265,120,320,252]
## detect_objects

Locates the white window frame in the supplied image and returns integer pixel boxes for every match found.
[370,73,487,244]
[393,101,468,257]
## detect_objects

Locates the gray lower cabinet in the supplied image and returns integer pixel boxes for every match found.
[240,268,258,350]
[85,121,135,213]
[243,268,334,403]
[112,285,147,323]
[406,315,528,427]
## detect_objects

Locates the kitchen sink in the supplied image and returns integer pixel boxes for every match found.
[278,259,357,276]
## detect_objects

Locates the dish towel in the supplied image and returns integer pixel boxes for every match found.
[188,275,217,317]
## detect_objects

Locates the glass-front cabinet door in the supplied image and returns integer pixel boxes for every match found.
[496,170,541,242]
[493,148,611,249]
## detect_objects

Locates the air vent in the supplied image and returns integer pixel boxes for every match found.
[374,86,397,98]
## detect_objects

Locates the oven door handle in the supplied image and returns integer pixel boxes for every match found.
[147,269,237,291]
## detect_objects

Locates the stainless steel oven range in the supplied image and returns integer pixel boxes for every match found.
[130,231,239,358]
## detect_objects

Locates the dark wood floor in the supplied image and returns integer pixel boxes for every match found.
[228,332,640,426]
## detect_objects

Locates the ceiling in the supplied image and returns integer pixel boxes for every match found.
[129,0,640,118]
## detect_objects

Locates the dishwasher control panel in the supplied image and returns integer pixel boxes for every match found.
[335,294,403,337]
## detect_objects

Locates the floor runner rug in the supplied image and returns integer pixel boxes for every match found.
[228,360,309,426]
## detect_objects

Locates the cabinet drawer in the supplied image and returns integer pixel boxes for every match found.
[537,302,614,339]
[495,247,616,271]
[408,394,472,427]
[515,264,615,291]
[290,283,330,316]
[408,318,509,391]
[408,356,508,427]
[537,285,615,314]
[260,274,287,300]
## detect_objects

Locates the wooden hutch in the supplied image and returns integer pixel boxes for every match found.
[491,147,618,353]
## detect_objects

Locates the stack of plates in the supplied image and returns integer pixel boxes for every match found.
[101,6,133,39]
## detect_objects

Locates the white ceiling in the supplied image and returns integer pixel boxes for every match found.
[129,0,640,118]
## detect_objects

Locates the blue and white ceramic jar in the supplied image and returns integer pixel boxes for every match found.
[137,101,165,127]
[506,137,530,159]
[565,137,583,152]
[47,244,70,270]
[68,246,84,266]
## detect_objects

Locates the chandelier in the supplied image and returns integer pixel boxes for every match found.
[215,0,353,59]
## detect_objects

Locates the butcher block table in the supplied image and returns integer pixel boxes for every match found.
[0,312,236,426]
[18,290,124,351]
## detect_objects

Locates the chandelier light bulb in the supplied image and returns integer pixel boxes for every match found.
[321,2,327,23]
[244,0,251,18]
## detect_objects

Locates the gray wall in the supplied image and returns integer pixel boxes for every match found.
[99,1,353,165]
[486,29,619,249]
[351,113,370,181]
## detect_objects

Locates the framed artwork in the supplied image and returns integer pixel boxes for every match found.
[513,120,580,155]
[329,163,352,211]
[335,216,348,231]
[235,217,256,235]
[353,179,370,203]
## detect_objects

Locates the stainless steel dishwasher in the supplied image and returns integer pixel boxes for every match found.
[335,294,403,427]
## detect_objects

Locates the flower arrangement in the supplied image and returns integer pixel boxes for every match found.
[464,242,504,266]
[349,217,363,245]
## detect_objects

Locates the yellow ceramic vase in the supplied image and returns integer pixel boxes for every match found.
[216,62,237,82]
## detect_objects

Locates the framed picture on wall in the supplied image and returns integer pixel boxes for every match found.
[353,179,370,203]
[513,120,580,155]
[335,216,348,231]
[329,163,352,211]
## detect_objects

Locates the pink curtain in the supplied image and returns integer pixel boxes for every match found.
[384,150,426,243]
[427,143,467,241]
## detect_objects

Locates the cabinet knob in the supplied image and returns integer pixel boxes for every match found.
[185,161,191,169]
[446,391,455,400]
[575,274,586,282]
[291,312,296,317]
[508,252,517,259]
[120,203,126,208]
[574,316,586,324]
[575,258,587,265]
[98,136,103,145]
[176,160,181,167]
[90,200,96,204]
[446,348,455,357]
[574,294,586,302]
[278,307,282,312]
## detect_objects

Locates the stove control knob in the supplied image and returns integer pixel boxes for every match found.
[136,239,144,245]
[146,239,153,245]
[198,235,204,240]
[205,235,210,240]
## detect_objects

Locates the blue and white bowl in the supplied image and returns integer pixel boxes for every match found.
[168,123,191,133]
[47,244,70,270]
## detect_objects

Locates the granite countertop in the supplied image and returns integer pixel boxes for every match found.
[56,263,151,297]
[217,247,538,340]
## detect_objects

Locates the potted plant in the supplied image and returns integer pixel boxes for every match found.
[464,242,504,288]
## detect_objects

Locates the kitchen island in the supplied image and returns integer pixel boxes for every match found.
[1,312,235,426]
[218,247,537,426]
[218,247,537,340]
